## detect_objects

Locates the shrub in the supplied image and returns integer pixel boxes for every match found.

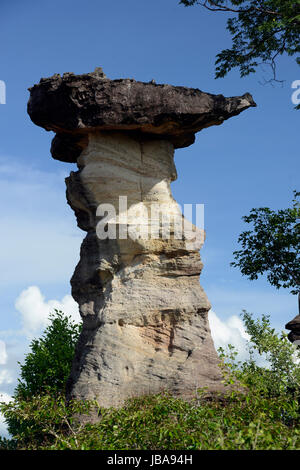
[1,310,300,450]
[1,390,299,450]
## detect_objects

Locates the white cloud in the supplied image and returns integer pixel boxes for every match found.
[0,392,12,438]
[0,392,12,403]
[208,309,251,361]
[0,285,82,438]
[0,370,13,386]
[15,286,81,335]
[209,309,273,368]
[0,286,81,438]
[0,341,7,365]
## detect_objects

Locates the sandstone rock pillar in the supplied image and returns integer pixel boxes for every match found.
[28,69,256,407]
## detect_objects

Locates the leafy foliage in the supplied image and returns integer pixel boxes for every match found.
[3,310,81,437]
[180,1,300,83]
[0,394,94,450]
[1,311,300,450]
[1,389,299,450]
[219,311,300,399]
[231,191,300,294]
[15,310,81,398]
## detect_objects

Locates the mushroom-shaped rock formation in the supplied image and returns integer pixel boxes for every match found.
[28,69,256,409]
[285,315,300,344]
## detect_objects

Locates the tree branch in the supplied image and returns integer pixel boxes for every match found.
[194,0,283,17]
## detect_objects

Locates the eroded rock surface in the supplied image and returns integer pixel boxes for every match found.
[28,68,256,160]
[27,69,256,408]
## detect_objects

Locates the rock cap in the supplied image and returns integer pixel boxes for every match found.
[28,68,256,162]
[285,315,300,343]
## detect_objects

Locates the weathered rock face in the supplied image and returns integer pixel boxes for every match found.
[64,132,220,405]
[28,69,256,408]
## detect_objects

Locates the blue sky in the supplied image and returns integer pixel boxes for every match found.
[0,0,299,432]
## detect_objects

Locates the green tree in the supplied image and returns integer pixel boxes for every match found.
[219,311,300,398]
[231,191,300,312]
[16,310,81,399]
[180,1,300,84]
[3,310,81,439]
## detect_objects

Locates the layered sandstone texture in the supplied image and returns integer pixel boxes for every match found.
[28,69,256,407]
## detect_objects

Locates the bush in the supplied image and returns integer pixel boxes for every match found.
[1,310,300,450]
[1,390,299,450]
